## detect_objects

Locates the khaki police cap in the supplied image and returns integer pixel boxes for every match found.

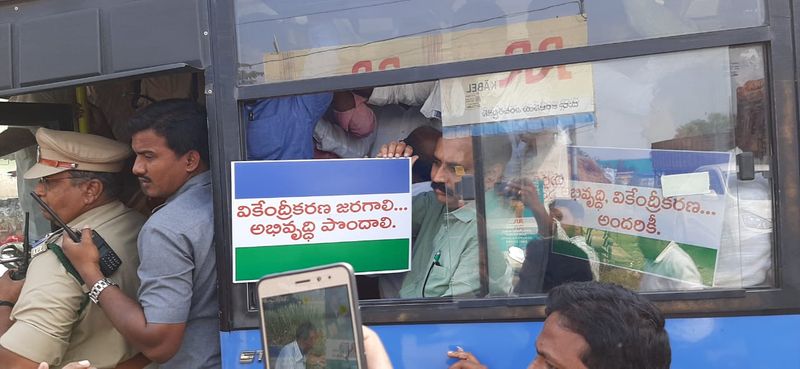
[23,128,131,179]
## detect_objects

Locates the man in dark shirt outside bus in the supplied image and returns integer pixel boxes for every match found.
[61,99,220,368]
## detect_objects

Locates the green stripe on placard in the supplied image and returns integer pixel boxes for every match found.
[235,238,410,282]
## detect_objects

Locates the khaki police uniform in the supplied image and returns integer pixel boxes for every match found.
[0,128,146,368]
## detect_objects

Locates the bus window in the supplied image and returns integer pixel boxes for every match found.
[242,44,771,300]
[234,0,764,85]
[478,44,771,295]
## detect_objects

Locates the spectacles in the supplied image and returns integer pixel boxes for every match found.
[37,175,73,190]
[432,159,467,177]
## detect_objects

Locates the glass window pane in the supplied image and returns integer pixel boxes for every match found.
[459,45,770,294]
[0,126,52,277]
[235,0,765,85]
[0,142,23,276]
[242,44,772,299]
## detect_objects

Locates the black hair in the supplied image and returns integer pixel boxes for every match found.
[68,170,123,200]
[542,241,593,292]
[404,126,442,182]
[295,321,318,341]
[128,99,210,165]
[545,281,671,369]
[515,239,593,295]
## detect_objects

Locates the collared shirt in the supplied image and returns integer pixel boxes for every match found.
[411,181,433,196]
[399,191,480,298]
[1,201,144,368]
[275,341,305,369]
[247,93,333,160]
[397,191,516,298]
[640,241,703,291]
[137,171,220,369]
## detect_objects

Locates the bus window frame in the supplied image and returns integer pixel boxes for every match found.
[205,0,800,331]
[0,102,74,132]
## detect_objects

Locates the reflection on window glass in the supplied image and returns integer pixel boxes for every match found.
[0,153,23,276]
[243,44,771,300]
[235,0,764,84]
[0,125,59,252]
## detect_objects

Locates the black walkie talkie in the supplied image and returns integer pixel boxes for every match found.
[10,212,30,280]
[30,192,122,277]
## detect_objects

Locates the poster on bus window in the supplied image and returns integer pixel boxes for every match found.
[230,158,412,283]
[439,61,595,127]
[552,146,734,288]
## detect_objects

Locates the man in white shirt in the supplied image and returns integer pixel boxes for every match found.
[639,239,702,291]
[275,322,321,369]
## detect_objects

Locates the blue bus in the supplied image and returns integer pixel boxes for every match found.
[0,0,798,368]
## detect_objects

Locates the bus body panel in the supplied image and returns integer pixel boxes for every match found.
[220,314,800,368]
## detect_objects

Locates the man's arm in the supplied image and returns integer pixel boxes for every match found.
[0,266,85,368]
[447,349,487,369]
[362,326,392,369]
[0,347,41,369]
[504,180,552,237]
[0,271,38,368]
[61,228,185,363]
[0,271,24,335]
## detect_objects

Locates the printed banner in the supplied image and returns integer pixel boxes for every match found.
[567,180,727,250]
[263,16,588,81]
[553,146,734,287]
[231,159,412,283]
[440,62,595,126]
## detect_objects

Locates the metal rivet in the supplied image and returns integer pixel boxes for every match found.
[14,6,19,11]
[206,89,213,94]
[203,31,209,36]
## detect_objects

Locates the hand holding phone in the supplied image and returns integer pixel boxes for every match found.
[257,263,365,369]
[29,192,122,277]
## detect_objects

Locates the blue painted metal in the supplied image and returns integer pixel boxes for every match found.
[220,315,800,369]
[220,330,265,369]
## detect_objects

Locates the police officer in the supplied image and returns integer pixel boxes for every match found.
[0,128,145,369]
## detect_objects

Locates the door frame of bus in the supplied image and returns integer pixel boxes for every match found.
[0,102,74,157]
[205,0,800,331]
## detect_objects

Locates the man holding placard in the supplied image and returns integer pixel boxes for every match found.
[378,135,512,298]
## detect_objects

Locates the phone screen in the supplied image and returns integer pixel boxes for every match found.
[261,285,358,369]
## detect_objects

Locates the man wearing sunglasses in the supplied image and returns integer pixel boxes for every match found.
[0,128,145,369]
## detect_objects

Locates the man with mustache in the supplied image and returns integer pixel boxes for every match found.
[446,281,671,369]
[379,134,513,298]
[61,100,220,368]
[0,128,145,368]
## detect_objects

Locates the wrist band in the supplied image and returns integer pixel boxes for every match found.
[0,300,14,308]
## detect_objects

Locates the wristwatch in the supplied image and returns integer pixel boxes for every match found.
[88,278,118,304]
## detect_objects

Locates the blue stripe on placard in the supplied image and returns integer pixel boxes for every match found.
[234,158,410,199]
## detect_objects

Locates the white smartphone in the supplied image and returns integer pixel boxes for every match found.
[257,263,365,369]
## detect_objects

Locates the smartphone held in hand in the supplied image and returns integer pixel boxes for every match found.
[257,263,366,369]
